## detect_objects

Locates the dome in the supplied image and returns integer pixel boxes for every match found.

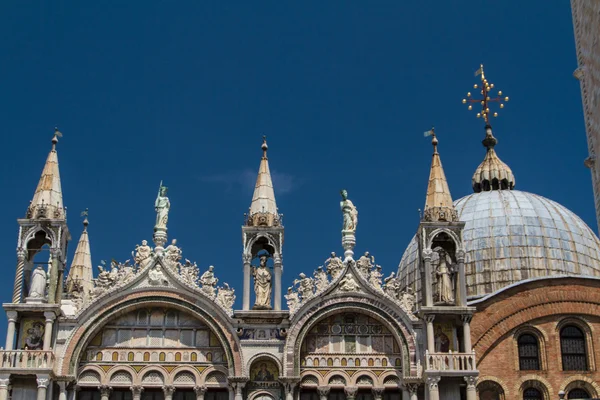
[398,190,600,299]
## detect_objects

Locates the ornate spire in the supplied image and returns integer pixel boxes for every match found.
[27,128,65,219]
[246,136,281,227]
[461,65,515,192]
[66,209,93,298]
[423,128,458,222]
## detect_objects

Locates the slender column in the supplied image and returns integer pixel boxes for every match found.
[43,312,56,351]
[273,253,282,311]
[57,381,67,400]
[194,385,207,400]
[425,315,435,352]
[130,386,143,400]
[317,386,330,400]
[228,378,247,400]
[163,385,175,400]
[99,386,111,400]
[12,248,27,303]
[456,250,467,306]
[462,315,473,352]
[427,377,440,400]
[243,255,251,310]
[401,388,409,400]
[5,311,18,350]
[372,387,385,400]
[48,249,61,305]
[0,374,10,400]
[405,384,419,400]
[234,384,244,400]
[344,387,358,400]
[280,378,299,400]
[36,376,50,400]
[228,386,234,400]
[464,377,477,400]
[422,249,434,307]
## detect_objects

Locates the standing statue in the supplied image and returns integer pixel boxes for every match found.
[369,265,383,291]
[313,266,329,293]
[154,183,170,230]
[200,266,219,297]
[356,252,374,277]
[180,259,200,287]
[340,189,358,232]
[164,239,182,269]
[401,287,416,313]
[252,255,272,309]
[134,240,153,269]
[117,260,135,284]
[434,248,455,304]
[29,266,47,298]
[294,273,315,301]
[325,252,344,280]
[216,283,236,311]
[383,272,401,300]
[285,287,300,314]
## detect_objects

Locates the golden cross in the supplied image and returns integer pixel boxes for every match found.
[462,64,509,124]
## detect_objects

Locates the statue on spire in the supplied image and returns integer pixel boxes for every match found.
[154,182,170,231]
[340,190,358,233]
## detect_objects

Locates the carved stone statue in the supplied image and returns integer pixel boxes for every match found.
[200,266,219,297]
[340,189,358,232]
[294,273,314,301]
[339,274,360,292]
[148,265,168,286]
[180,259,199,287]
[356,251,374,277]
[285,287,300,314]
[325,252,344,280]
[252,255,272,309]
[95,265,114,289]
[313,266,329,293]
[216,283,235,312]
[117,260,135,284]
[369,265,383,291]
[383,272,401,300]
[401,287,416,312]
[164,239,182,269]
[434,248,455,304]
[154,184,170,230]
[134,240,153,269]
[29,266,47,298]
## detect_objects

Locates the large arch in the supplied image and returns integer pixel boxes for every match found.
[59,290,243,377]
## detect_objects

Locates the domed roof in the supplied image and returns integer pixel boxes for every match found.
[398,190,600,298]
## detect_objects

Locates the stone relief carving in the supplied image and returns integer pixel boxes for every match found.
[325,252,344,280]
[294,273,315,301]
[285,287,300,314]
[313,266,328,294]
[180,259,200,287]
[216,283,236,314]
[338,273,360,292]
[148,265,168,286]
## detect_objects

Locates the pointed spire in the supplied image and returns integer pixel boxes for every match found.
[66,209,93,298]
[27,128,65,219]
[246,136,281,227]
[472,125,515,192]
[423,129,458,222]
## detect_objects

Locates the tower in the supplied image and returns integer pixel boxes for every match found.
[241,137,284,311]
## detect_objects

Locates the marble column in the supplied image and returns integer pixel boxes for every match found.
[12,247,27,303]
[372,387,385,400]
[194,385,207,400]
[425,315,435,352]
[43,311,56,351]
[405,384,419,400]
[0,374,10,400]
[456,250,467,307]
[99,386,111,400]
[234,384,244,400]
[273,253,282,311]
[57,381,67,400]
[344,386,358,400]
[461,315,473,353]
[48,249,61,305]
[163,385,175,400]
[401,388,409,400]
[426,377,440,400]
[130,386,144,400]
[422,249,434,307]
[317,386,330,400]
[280,377,299,400]
[464,376,477,400]
[36,376,50,400]
[243,255,251,310]
[5,311,18,350]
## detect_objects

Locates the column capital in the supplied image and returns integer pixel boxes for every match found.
[426,376,441,390]
[43,311,57,322]
[424,314,436,323]
[36,375,50,388]
[422,248,433,261]
[461,314,473,324]
[456,249,466,262]
[130,386,144,395]
[273,253,282,265]
[194,385,207,395]
[163,385,175,395]
[279,377,299,392]
[16,247,27,261]
[371,387,385,398]
[344,386,358,399]
[56,381,67,390]
[242,254,252,264]
[317,386,330,397]
[98,385,112,396]
[464,376,478,387]
[6,311,18,322]
[404,383,420,395]
[0,374,10,388]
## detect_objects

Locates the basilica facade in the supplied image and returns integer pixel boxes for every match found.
[2,68,600,400]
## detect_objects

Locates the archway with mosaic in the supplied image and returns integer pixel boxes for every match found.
[298,312,404,400]
[77,307,230,400]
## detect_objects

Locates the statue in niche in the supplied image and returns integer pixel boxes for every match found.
[339,273,360,292]
[252,255,272,309]
[313,266,329,293]
[356,251,375,277]
[294,273,314,301]
[434,326,450,352]
[369,265,383,291]
[433,248,455,305]
[340,189,358,232]
[325,252,344,280]
[200,266,219,297]
[164,239,182,269]
[148,264,168,286]
[134,240,153,269]
[28,266,47,298]
[285,287,300,314]
[180,259,199,287]
[154,183,170,230]
[216,283,235,311]
[24,322,44,350]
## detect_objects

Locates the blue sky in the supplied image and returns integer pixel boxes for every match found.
[0,2,592,334]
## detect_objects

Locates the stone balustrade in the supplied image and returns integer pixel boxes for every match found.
[425,350,476,372]
[0,350,54,370]
[302,353,402,369]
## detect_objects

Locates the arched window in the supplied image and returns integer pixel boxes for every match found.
[560,325,588,371]
[523,388,542,400]
[568,388,590,399]
[518,334,540,370]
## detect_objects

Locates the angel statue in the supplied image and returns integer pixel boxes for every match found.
[340,189,358,232]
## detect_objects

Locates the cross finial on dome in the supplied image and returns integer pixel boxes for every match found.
[462,64,509,125]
